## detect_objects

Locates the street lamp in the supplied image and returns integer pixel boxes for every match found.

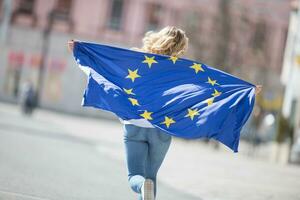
[36,11,54,107]
[0,0,12,44]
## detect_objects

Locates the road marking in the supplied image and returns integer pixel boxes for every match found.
[0,189,50,200]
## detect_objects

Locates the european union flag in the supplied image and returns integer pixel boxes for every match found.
[73,41,256,152]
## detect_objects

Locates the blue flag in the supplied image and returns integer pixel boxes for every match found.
[73,41,256,152]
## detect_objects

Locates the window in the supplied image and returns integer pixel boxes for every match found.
[252,20,267,51]
[18,0,35,15]
[146,3,162,31]
[50,0,73,32]
[4,51,25,97]
[108,0,124,30]
[11,0,36,26]
[54,0,72,17]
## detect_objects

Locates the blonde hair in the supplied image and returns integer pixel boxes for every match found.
[135,26,189,57]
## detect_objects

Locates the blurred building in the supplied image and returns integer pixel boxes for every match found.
[281,0,300,144]
[0,0,292,116]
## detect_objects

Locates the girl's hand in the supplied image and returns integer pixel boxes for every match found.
[67,39,75,52]
[255,85,262,95]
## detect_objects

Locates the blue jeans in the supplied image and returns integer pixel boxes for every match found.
[123,124,172,200]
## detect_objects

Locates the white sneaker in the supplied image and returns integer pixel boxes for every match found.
[141,179,155,200]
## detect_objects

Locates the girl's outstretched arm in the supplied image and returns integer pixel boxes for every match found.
[67,39,76,52]
[255,85,262,95]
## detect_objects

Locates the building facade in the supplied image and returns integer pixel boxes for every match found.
[281,0,300,145]
[0,0,292,116]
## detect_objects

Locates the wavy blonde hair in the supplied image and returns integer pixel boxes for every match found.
[134,26,189,57]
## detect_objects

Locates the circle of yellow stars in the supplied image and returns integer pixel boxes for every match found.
[122,54,222,128]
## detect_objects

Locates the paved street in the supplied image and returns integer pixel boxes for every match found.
[0,103,198,200]
[0,102,300,200]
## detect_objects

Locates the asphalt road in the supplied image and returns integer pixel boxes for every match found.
[1,102,300,200]
[0,105,199,200]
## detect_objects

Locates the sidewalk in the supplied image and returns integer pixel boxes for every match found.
[1,102,300,200]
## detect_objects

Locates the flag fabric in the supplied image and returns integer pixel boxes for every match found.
[73,41,256,152]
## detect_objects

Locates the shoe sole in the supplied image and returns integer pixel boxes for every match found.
[142,179,154,200]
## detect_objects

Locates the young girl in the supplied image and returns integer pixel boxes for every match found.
[120,26,189,200]
[68,26,188,200]
[68,26,261,200]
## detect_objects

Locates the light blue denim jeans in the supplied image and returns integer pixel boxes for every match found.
[123,124,172,200]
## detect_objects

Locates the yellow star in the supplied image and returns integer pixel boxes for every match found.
[168,56,178,64]
[206,77,219,86]
[206,98,214,106]
[142,55,158,68]
[126,69,141,82]
[128,98,140,106]
[185,108,200,120]
[190,63,204,74]
[161,116,176,128]
[140,110,153,120]
[123,88,135,95]
[212,89,221,97]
